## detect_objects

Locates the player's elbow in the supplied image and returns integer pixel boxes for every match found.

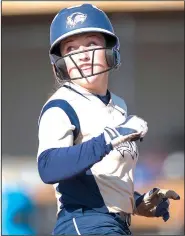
[39,173,56,184]
[38,163,58,184]
[37,149,60,184]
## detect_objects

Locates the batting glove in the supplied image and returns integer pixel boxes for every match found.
[104,115,148,148]
[134,188,180,222]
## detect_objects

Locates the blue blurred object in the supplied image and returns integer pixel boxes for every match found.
[2,184,36,235]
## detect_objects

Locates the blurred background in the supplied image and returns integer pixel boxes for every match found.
[2,1,184,235]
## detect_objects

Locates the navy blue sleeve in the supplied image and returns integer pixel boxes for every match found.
[38,133,112,184]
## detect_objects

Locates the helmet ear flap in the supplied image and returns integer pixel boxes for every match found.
[105,49,114,68]
[114,50,121,68]
[51,55,69,80]
[105,48,121,69]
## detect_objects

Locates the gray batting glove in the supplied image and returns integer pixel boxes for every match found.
[134,188,180,222]
[104,115,148,148]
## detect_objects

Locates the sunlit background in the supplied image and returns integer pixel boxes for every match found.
[2,1,184,235]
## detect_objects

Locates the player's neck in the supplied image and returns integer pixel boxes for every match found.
[72,80,108,96]
[84,83,108,96]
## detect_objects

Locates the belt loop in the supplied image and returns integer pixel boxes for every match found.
[81,207,85,215]
[120,212,131,227]
[126,214,131,227]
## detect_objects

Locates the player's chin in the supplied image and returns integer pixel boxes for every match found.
[82,74,102,84]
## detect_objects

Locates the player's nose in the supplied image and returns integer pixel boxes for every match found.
[78,46,90,61]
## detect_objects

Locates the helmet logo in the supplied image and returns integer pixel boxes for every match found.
[66,12,87,28]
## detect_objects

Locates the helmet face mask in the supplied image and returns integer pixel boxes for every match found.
[49,4,121,81]
[52,47,119,81]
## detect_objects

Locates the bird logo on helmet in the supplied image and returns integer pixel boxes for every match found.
[66,12,87,28]
[49,4,121,80]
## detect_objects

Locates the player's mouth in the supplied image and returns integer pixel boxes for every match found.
[69,63,105,77]
[79,63,92,70]
[69,63,92,74]
[81,67,92,71]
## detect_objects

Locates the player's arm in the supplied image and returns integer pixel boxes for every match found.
[37,107,112,184]
[37,106,146,184]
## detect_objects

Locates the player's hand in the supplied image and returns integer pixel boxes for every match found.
[104,115,148,148]
[118,115,148,138]
[134,188,180,222]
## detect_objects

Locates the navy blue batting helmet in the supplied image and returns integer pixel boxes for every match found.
[49,4,121,80]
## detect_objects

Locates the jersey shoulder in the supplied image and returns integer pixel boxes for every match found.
[38,86,78,123]
[110,92,127,116]
[38,86,80,139]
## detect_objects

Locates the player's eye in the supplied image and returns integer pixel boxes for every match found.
[87,41,98,47]
[66,46,76,53]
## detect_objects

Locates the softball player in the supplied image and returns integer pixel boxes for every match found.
[37,4,180,235]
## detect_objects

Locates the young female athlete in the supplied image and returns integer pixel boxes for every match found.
[37,4,180,235]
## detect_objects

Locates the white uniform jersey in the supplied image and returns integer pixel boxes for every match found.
[37,82,139,214]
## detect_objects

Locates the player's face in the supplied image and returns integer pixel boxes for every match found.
[60,32,109,95]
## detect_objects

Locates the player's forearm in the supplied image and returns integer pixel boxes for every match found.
[38,133,112,184]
